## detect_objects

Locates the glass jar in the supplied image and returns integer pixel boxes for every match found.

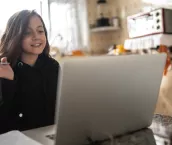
[96,0,109,18]
[96,0,110,27]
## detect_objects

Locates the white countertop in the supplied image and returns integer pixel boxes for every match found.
[22,125,56,145]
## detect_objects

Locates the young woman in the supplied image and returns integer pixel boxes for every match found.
[0,10,59,134]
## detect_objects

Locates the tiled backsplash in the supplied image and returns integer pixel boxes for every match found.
[87,0,172,54]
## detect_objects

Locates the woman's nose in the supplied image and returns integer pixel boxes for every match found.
[32,32,39,40]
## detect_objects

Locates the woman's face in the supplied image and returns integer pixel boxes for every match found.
[22,15,46,56]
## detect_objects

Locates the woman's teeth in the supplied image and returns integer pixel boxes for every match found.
[32,44,41,47]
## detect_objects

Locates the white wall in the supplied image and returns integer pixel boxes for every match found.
[0,0,42,36]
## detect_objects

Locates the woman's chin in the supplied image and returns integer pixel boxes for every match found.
[32,49,44,55]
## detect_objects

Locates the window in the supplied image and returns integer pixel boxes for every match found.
[49,0,89,53]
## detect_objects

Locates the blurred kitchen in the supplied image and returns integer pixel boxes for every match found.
[0,0,172,116]
[48,0,172,58]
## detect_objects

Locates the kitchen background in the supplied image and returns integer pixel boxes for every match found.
[87,0,172,54]
[47,0,172,56]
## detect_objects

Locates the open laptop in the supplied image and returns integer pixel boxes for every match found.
[54,54,166,145]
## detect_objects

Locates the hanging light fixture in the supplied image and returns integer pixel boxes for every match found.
[96,0,110,27]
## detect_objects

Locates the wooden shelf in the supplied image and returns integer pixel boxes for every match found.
[90,26,120,32]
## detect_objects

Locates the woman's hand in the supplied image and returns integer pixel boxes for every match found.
[0,57,14,80]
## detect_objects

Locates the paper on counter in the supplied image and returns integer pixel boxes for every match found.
[0,130,43,145]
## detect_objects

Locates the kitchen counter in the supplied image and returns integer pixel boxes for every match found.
[23,114,172,145]
[106,114,172,145]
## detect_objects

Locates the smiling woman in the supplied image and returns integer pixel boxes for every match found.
[0,10,59,134]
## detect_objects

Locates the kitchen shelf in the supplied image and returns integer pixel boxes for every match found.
[90,26,120,32]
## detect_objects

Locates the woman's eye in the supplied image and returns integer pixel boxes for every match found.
[38,30,45,33]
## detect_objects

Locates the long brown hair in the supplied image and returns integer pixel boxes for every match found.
[0,10,50,67]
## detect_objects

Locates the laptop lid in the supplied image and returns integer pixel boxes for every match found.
[55,54,166,145]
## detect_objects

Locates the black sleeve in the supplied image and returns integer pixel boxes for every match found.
[0,76,18,134]
[45,60,60,125]
[1,76,17,103]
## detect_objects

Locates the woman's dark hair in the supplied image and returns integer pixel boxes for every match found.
[0,10,50,67]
